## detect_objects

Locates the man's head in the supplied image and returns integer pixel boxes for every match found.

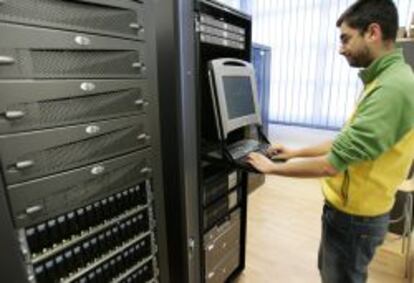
[336,0,399,68]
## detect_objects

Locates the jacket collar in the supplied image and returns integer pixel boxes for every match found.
[358,49,404,84]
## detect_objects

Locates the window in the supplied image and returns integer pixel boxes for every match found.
[243,0,414,129]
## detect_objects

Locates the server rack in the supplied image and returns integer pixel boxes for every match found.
[0,1,169,283]
[156,1,251,282]
[401,40,414,67]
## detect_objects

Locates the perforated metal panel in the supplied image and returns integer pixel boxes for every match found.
[0,49,146,79]
[32,50,141,77]
[36,88,143,124]
[0,24,146,79]
[35,50,140,77]
[0,80,149,134]
[0,0,145,40]
[8,150,154,228]
[0,116,151,184]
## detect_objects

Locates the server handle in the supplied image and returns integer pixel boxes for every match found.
[0,56,15,65]
[5,110,25,120]
[16,160,35,170]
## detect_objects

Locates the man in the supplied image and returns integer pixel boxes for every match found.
[247,0,414,282]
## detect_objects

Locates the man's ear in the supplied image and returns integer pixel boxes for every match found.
[365,23,382,42]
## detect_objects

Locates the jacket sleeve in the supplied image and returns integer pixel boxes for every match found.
[327,86,406,172]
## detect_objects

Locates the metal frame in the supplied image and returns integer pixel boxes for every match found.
[0,178,28,283]
[143,1,170,281]
[156,0,201,282]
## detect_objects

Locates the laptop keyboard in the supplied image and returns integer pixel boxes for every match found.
[227,139,270,160]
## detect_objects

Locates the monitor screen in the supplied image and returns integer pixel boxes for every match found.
[223,76,256,119]
[208,58,262,140]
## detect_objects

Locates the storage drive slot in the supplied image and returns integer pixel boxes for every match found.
[25,182,149,258]
[61,232,155,283]
[111,256,157,283]
[31,204,150,265]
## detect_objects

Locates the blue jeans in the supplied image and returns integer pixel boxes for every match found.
[318,203,390,283]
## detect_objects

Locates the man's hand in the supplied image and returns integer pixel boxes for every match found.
[267,144,296,160]
[246,152,276,173]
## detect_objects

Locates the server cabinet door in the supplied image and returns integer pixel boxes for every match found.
[0,0,145,40]
[8,150,154,228]
[0,115,151,184]
[0,80,149,134]
[0,24,147,79]
[401,41,414,67]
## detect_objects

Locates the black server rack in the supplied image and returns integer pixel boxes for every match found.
[156,1,251,283]
[401,40,414,68]
[0,1,169,283]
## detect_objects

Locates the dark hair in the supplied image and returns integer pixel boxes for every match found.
[336,0,399,41]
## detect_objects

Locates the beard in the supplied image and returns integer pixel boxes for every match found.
[345,46,373,68]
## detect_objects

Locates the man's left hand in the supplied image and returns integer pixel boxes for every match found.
[246,152,276,174]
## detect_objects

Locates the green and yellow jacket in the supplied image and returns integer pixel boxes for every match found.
[323,49,414,216]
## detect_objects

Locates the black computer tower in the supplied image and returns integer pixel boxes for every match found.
[0,1,169,282]
[389,190,414,235]
[156,1,251,282]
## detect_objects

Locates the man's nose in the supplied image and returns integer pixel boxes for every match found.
[339,46,346,55]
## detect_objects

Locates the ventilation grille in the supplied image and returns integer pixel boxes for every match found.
[0,0,139,38]
[30,50,143,78]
